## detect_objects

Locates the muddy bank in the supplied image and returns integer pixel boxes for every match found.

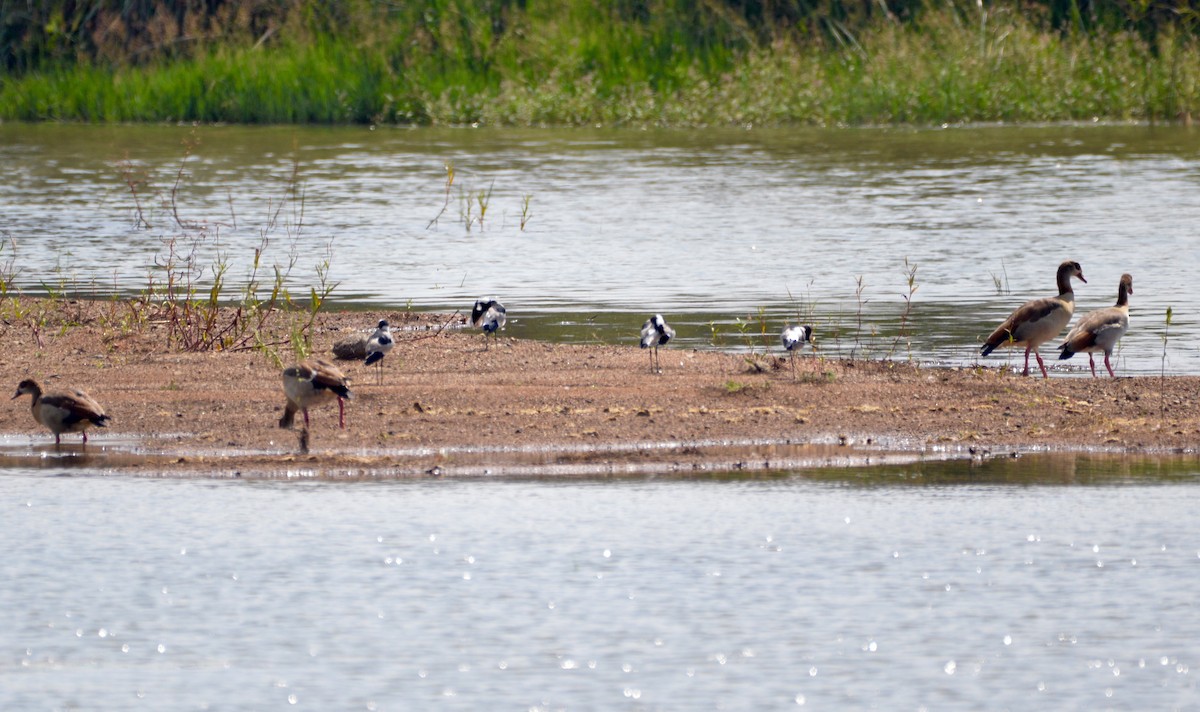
[1,303,1197,477]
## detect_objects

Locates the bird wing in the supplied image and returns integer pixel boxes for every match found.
[640,319,656,347]
[310,359,353,400]
[1061,307,1128,352]
[40,389,108,426]
[367,330,393,353]
[984,296,1068,348]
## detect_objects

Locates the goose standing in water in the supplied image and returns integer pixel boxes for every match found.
[980,260,1086,378]
[12,379,110,445]
[280,359,352,430]
[471,298,507,350]
[640,314,676,373]
[780,324,814,380]
[364,319,394,384]
[1058,273,1133,377]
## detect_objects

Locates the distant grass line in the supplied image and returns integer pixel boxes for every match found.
[1,7,1197,126]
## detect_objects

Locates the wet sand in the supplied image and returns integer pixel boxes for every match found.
[1,302,1198,477]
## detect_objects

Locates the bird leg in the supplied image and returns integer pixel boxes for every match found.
[337,397,346,429]
[1103,353,1115,378]
[1088,354,1098,378]
[302,408,310,428]
[82,432,88,444]
[1022,346,1032,377]
[1035,351,1049,379]
[790,354,797,381]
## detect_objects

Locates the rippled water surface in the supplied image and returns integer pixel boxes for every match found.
[5,458,1200,709]
[1,123,1198,373]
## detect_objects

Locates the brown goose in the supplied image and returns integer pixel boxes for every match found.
[1058,273,1133,378]
[980,260,1087,378]
[12,379,110,444]
[279,359,352,429]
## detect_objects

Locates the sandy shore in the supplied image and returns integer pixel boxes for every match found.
[1,302,1197,477]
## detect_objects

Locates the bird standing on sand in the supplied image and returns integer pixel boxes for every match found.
[980,259,1086,378]
[12,378,110,445]
[640,314,676,373]
[280,359,352,430]
[471,298,507,350]
[780,324,814,380]
[364,319,394,384]
[1058,273,1133,378]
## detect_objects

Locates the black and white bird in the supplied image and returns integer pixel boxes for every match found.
[280,359,352,431]
[12,378,110,445]
[640,314,676,373]
[471,298,507,350]
[780,324,814,379]
[364,319,394,384]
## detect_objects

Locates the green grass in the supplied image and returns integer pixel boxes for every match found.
[1,3,1198,126]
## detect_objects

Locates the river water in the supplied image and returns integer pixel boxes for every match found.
[4,124,1200,708]
[5,458,1200,709]
[1,123,1197,374]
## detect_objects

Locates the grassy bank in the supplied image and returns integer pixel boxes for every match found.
[1,1,1198,126]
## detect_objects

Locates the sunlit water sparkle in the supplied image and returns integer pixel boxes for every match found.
[4,466,1200,708]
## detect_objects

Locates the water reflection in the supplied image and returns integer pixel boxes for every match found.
[0,436,162,470]
[795,451,1200,487]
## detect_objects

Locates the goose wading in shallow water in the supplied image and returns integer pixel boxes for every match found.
[1058,273,1133,378]
[780,324,814,380]
[640,314,676,373]
[364,319,394,385]
[471,298,507,350]
[279,359,353,430]
[12,378,110,445]
[980,259,1086,378]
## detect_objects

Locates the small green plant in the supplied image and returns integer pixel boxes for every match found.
[0,234,18,299]
[1161,306,1173,418]
[120,139,337,360]
[851,275,869,360]
[887,257,919,360]
[427,162,455,229]
[519,194,533,231]
[474,181,494,230]
[724,380,749,394]
[797,368,838,384]
[989,260,1011,295]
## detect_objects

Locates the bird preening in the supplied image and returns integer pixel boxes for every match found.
[780,324,814,379]
[471,298,507,350]
[1058,273,1133,378]
[980,259,1086,378]
[12,378,110,445]
[364,319,394,384]
[640,314,675,373]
